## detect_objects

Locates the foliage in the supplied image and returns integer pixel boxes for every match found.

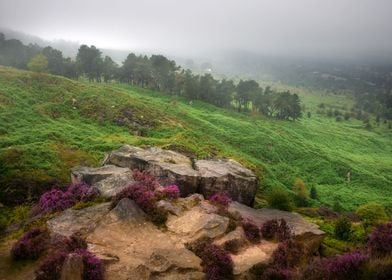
[310,186,318,200]
[35,251,67,280]
[334,216,352,241]
[292,178,309,207]
[208,192,232,208]
[201,244,234,280]
[132,170,160,190]
[356,202,388,227]
[260,268,293,280]
[27,54,48,73]
[160,185,180,200]
[242,219,261,243]
[223,239,245,254]
[10,227,48,260]
[271,239,304,268]
[267,188,293,211]
[76,249,105,280]
[326,251,368,280]
[367,222,392,257]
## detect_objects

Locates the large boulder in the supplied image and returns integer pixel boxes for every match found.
[47,203,111,237]
[195,159,258,206]
[103,145,200,196]
[71,165,130,185]
[229,202,325,253]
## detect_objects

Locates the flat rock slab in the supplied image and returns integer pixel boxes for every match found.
[47,203,111,237]
[104,145,199,197]
[166,207,229,242]
[71,165,131,185]
[196,159,258,206]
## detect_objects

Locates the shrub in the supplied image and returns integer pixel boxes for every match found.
[310,186,318,200]
[242,219,261,243]
[367,222,392,257]
[334,216,352,241]
[202,244,233,280]
[364,258,392,280]
[326,251,368,280]
[76,249,105,280]
[261,268,293,280]
[271,239,303,268]
[66,182,97,203]
[267,188,293,211]
[356,202,388,228]
[65,233,88,252]
[35,189,73,214]
[161,185,180,200]
[209,192,232,208]
[132,169,160,190]
[185,236,212,259]
[333,200,344,213]
[11,227,48,260]
[261,219,292,241]
[35,251,67,280]
[111,183,155,212]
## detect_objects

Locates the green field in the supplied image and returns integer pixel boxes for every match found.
[0,66,391,210]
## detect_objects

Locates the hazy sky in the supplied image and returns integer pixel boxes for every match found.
[1,0,392,57]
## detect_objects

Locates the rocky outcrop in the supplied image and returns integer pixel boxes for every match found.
[60,253,84,280]
[103,145,200,197]
[102,145,257,205]
[195,159,258,206]
[48,202,111,237]
[229,201,325,254]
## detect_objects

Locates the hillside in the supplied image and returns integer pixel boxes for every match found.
[0,66,391,210]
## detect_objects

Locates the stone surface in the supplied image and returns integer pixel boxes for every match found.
[166,206,229,242]
[60,253,84,280]
[47,203,110,237]
[103,145,200,197]
[196,159,258,206]
[71,165,131,186]
[229,202,325,253]
[86,198,204,280]
[93,170,134,198]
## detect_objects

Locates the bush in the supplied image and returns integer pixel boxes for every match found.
[35,251,67,280]
[111,183,155,212]
[367,222,392,257]
[292,178,309,207]
[76,249,105,280]
[267,188,293,211]
[356,202,388,228]
[261,268,293,280]
[334,216,352,241]
[310,186,318,200]
[65,233,88,252]
[271,239,303,268]
[223,239,245,254]
[132,169,160,190]
[326,251,368,280]
[209,192,232,208]
[161,185,180,200]
[242,219,261,243]
[11,227,48,260]
[202,244,233,280]
[261,219,292,241]
[66,182,97,203]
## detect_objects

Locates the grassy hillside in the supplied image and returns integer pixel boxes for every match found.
[0,66,391,210]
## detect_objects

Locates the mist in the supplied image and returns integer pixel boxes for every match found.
[1,0,392,60]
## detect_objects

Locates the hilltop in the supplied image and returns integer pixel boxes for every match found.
[0,66,391,210]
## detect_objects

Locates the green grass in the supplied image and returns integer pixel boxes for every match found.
[0,66,391,210]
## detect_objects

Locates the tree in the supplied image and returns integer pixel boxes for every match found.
[76,45,103,82]
[27,54,48,73]
[292,178,309,207]
[310,186,318,200]
[356,203,388,228]
[102,56,117,83]
[235,79,259,112]
[42,46,65,75]
[335,216,352,240]
[267,188,293,211]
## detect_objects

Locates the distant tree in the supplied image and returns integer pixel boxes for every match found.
[267,188,293,211]
[307,112,311,118]
[333,200,344,213]
[27,54,48,73]
[198,73,216,103]
[344,112,351,121]
[76,45,103,82]
[310,186,318,200]
[235,79,259,112]
[102,56,117,83]
[215,79,235,108]
[292,178,309,207]
[42,46,65,75]
[356,203,388,228]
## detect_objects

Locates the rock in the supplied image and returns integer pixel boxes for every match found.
[47,203,110,237]
[229,202,325,254]
[196,159,257,206]
[166,207,229,242]
[71,165,131,186]
[103,145,200,196]
[93,170,134,198]
[232,242,278,276]
[156,200,182,216]
[147,248,202,273]
[60,253,84,280]
[108,198,147,222]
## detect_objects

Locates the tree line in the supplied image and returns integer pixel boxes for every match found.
[0,33,302,120]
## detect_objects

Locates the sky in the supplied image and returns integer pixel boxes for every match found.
[1,0,392,58]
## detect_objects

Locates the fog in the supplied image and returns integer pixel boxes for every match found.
[1,0,392,59]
